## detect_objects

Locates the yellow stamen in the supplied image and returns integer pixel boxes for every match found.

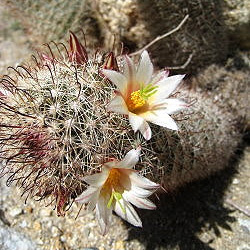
[102,168,125,212]
[128,90,146,111]
[102,168,121,191]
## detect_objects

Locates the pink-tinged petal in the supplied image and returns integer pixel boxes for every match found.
[141,110,178,130]
[129,172,160,190]
[154,74,185,99]
[151,70,170,85]
[75,186,99,204]
[129,113,152,140]
[129,112,144,132]
[119,169,134,189]
[83,170,109,187]
[123,191,156,210]
[130,185,156,198]
[123,55,136,83]
[104,160,119,168]
[114,198,142,227]
[107,95,128,115]
[101,69,127,93]
[136,51,153,85]
[138,120,152,140]
[96,195,112,235]
[87,188,101,211]
[116,148,141,169]
[157,99,187,115]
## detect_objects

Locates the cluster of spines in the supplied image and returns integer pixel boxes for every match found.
[0,33,159,215]
[0,32,240,216]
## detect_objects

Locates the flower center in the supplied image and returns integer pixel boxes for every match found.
[101,168,126,212]
[102,168,121,191]
[127,84,158,112]
[128,90,146,110]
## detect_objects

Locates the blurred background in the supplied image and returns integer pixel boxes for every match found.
[0,0,249,249]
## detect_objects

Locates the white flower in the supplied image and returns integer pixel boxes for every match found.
[102,50,187,140]
[75,148,159,235]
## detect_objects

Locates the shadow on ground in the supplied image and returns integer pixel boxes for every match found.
[128,168,236,250]
[126,135,249,250]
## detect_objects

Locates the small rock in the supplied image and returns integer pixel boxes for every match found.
[39,208,51,217]
[51,237,64,249]
[114,240,125,250]
[20,220,27,228]
[9,208,22,217]
[67,233,79,248]
[232,178,240,184]
[238,218,250,234]
[45,220,52,228]
[51,226,59,237]
[32,221,41,231]
[36,239,44,245]
[237,243,250,250]
[60,235,67,242]
[25,207,33,214]
[82,227,90,237]
[0,225,36,250]
[81,248,99,250]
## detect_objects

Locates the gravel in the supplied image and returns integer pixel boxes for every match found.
[0,4,249,250]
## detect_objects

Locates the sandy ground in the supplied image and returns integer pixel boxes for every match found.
[0,4,249,250]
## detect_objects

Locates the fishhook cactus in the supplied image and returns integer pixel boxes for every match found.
[0,32,213,235]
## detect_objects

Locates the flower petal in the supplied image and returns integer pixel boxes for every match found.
[129,172,160,190]
[130,185,156,198]
[87,189,101,211]
[123,55,136,83]
[116,148,141,169]
[107,95,129,115]
[141,110,178,130]
[154,74,185,100]
[123,191,156,210]
[114,198,142,227]
[158,98,187,115]
[96,195,112,235]
[75,186,99,204]
[129,113,152,140]
[83,170,109,187]
[104,160,119,168]
[101,69,127,94]
[151,70,170,85]
[120,171,158,195]
[138,120,152,140]
[128,112,144,132]
[136,51,153,85]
